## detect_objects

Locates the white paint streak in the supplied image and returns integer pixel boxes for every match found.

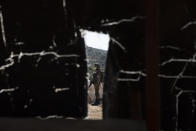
[0,59,14,71]
[110,37,127,53]
[0,88,18,94]
[102,16,146,26]
[0,51,79,71]
[160,45,181,51]
[117,77,141,82]
[54,88,70,93]
[181,21,196,30]
[160,53,196,66]
[119,70,147,76]
[0,7,6,47]
[118,70,146,82]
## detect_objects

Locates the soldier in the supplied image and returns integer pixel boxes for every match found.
[89,64,103,105]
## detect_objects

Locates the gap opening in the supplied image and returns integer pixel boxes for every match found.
[82,30,110,120]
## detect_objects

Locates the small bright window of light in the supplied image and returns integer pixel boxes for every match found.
[83,30,110,51]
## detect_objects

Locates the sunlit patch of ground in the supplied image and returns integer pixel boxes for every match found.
[85,104,102,120]
[85,83,103,120]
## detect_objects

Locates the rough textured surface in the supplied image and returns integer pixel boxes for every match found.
[1,0,196,131]
[159,1,196,130]
[0,0,87,118]
[82,0,196,131]
[86,83,103,120]
[85,104,102,120]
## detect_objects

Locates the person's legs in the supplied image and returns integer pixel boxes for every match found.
[93,84,100,105]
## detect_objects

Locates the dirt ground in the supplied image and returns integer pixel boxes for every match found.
[85,83,103,120]
[85,104,102,120]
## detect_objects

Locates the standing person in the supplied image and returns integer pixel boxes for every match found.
[89,64,103,105]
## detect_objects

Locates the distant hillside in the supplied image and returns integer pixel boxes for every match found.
[85,46,107,72]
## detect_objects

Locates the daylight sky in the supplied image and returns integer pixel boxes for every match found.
[83,30,110,51]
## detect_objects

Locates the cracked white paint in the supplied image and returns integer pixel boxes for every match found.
[159,51,196,131]
[169,60,189,92]
[175,90,196,131]
[0,59,14,71]
[118,70,146,82]
[54,88,70,93]
[160,45,182,51]
[117,77,141,82]
[181,21,196,30]
[160,52,196,66]
[102,16,146,26]
[110,37,127,53]
[0,6,6,47]
[0,88,18,94]
[119,70,147,76]
[8,51,79,58]
[0,51,80,71]
[158,74,196,79]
